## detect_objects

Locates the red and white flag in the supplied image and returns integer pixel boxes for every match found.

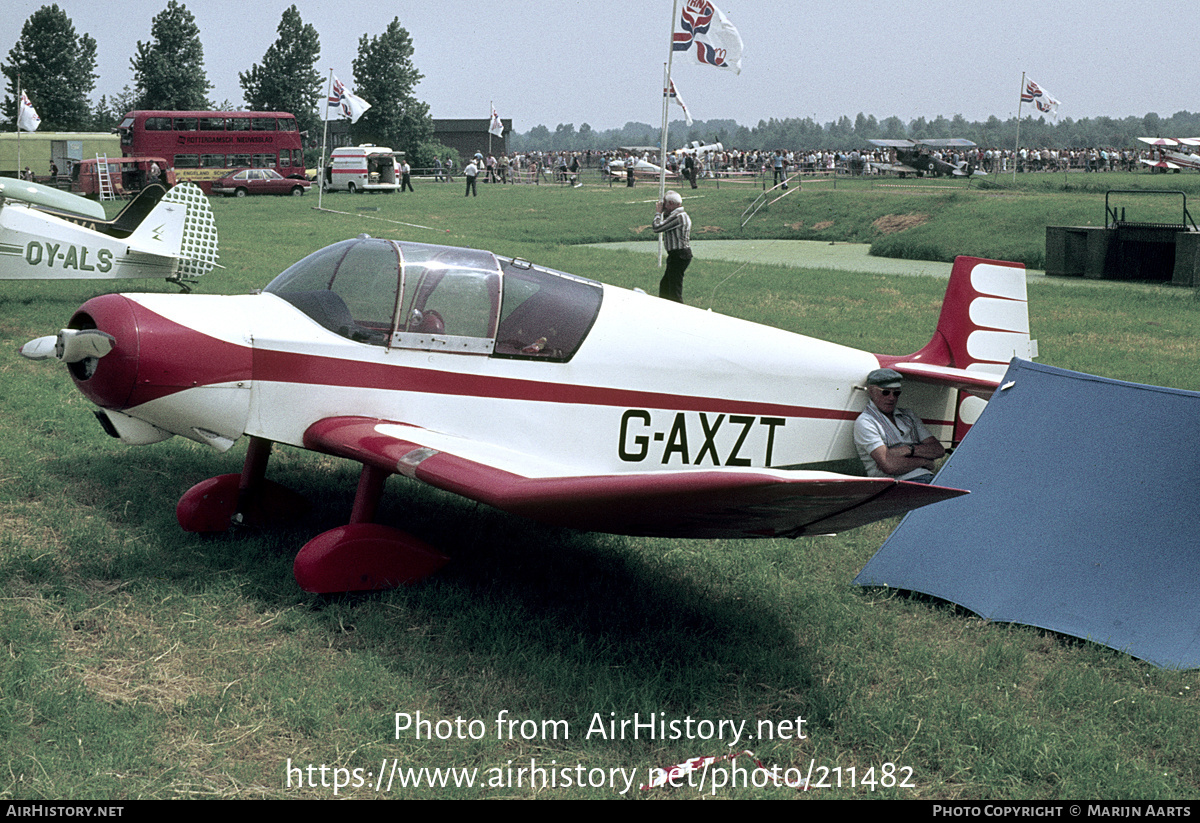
[489,106,504,138]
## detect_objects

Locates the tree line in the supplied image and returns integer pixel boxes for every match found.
[513,112,1200,154]
[6,3,1197,164]
[2,3,443,165]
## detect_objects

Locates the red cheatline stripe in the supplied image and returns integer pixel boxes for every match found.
[127,301,895,425]
[253,347,859,421]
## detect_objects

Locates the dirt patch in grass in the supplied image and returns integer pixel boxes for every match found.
[812,221,834,230]
[872,213,930,234]
[697,225,723,233]
[57,595,290,710]
[787,222,805,230]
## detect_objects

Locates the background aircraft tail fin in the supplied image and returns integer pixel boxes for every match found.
[161,182,219,281]
[106,184,167,237]
[124,182,218,282]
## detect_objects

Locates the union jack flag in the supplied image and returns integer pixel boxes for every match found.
[664,78,693,126]
[328,77,345,106]
[327,75,371,123]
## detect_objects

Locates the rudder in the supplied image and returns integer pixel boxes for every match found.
[124,181,219,283]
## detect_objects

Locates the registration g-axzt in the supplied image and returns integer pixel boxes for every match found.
[618,410,785,467]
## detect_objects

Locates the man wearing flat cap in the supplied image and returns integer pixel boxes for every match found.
[853,368,945,484]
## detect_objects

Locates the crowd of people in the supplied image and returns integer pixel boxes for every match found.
[415,144,1164,185]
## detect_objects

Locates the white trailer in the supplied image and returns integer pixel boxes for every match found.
[325,145,403,193]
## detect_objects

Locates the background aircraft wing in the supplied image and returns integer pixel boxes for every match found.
[868,139,917,148]
[0,177,107,221]
[916,138,977,148]
[303,416,966,539]
[873,162,920,175]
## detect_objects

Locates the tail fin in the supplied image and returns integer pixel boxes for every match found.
[106,184,167,237]
[880,256,1037,443]
[124,182,218,282]
[898,256,1037,375]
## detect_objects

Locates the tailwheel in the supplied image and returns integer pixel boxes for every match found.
[293,523,449,593]
[176,473,308,533]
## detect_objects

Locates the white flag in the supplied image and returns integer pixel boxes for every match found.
[328,76,371,123]
[665,79,693,127]
[1021,78,1061,121]
[673,0,744,74]
[489,106,504,138]
[18,91,40,132]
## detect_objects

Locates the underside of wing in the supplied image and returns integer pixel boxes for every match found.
[303,417,966,539]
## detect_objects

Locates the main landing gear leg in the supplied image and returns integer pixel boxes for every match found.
[292,463,449,594]
[176,436,308,533]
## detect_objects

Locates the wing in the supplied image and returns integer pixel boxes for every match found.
[0,177,107,221]
[869,162,919,174]
[303,417,966,539]
[915,138,977,148]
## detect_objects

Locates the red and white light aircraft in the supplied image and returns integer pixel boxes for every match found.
[20,238,1035,593]
[1138,137,1200,172]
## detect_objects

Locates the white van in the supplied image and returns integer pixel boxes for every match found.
[325,145,403,193]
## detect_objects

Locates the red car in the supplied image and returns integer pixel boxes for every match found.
[212,168,310,197]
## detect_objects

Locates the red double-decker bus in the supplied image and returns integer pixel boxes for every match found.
[117,110,305,192]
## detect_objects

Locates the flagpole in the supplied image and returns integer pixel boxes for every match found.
[1013,72,1024,183]
[319,69,333,210]
[488,101,493,157]
[658,0,680,268]
[16,76,22,176]
[660,0,679,203]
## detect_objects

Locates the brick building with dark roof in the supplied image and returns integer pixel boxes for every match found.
[433,119,512,159]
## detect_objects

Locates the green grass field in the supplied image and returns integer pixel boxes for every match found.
[1,175,1197,799]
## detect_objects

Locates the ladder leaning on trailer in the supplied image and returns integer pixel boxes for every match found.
[95,154,116,201]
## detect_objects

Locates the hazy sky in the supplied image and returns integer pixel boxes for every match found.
[4,0,1195,133]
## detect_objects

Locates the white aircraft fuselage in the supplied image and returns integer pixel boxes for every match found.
[27,238,1034,591]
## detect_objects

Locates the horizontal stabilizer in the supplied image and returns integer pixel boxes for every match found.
[123,182,218,280]
[890,362,1001,398]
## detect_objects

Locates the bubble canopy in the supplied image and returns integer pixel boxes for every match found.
[264,237,603,361]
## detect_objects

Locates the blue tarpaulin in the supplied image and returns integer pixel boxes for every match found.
[854,359,1200,669]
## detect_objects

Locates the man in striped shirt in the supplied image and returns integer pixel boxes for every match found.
[652,190,692,303]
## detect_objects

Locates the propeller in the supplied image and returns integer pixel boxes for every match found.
[19,329,115,363]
